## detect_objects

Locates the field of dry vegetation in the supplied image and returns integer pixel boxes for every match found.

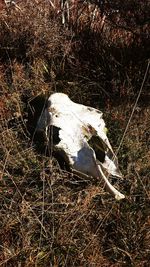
[0,1,149,266]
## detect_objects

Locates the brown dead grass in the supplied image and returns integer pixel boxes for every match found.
[0,1,150,266]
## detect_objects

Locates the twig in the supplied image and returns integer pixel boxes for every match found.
[116,59,150,155]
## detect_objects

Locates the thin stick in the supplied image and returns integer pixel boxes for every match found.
[116,60,150,155]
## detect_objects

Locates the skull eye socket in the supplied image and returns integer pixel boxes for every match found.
[88,125,96,135]
[47,126,61,145]
[88,125,93,132]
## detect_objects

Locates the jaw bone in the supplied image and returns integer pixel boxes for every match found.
[96,164,125,200]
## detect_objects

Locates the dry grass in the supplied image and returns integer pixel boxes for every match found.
[0,1,150,266]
